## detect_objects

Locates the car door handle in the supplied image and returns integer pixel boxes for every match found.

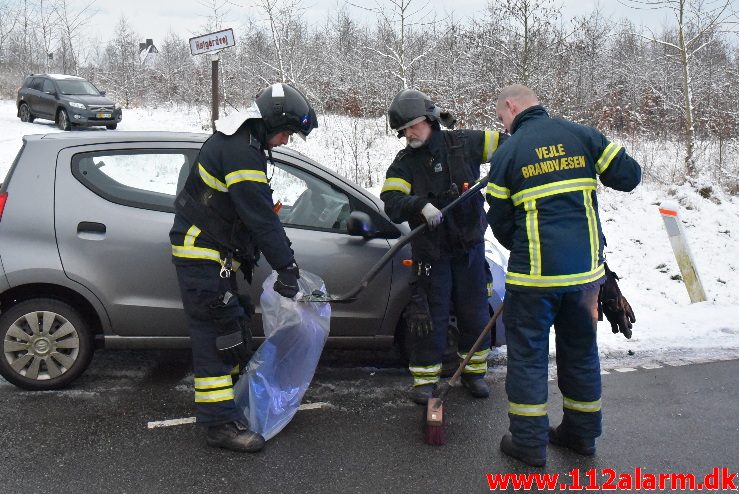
[77,221,106,234]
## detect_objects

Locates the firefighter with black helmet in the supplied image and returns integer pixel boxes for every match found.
[381,88,507,405]
[169,83,318,453]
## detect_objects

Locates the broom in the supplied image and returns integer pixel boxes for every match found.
[424,303,504,446]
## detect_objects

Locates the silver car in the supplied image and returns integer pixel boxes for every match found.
[0,132,503,390]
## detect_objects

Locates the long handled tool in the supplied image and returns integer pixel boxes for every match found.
[424,303,504,446]
[299,179,488,303]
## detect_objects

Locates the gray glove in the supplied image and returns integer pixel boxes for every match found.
[421,203,443,230]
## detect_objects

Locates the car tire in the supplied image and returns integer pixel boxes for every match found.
[105,124,117,130]
[0,298,95,390]
[18,103,35,123]
[57,108,71,131]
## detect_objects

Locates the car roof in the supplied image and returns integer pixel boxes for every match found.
[44,74,86,81]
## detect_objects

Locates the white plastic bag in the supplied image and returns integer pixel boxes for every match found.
[233,270,331,440]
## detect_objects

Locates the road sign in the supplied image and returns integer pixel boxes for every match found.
[189,28,235,56]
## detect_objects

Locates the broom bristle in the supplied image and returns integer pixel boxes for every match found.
[423,397,447,446]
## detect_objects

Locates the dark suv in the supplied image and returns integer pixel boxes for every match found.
[16,74,123,131]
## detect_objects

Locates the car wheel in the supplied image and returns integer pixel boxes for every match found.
[105,123,117,130]
[0,298,94,390]
[57,108,71,131]
[19,103,34,123]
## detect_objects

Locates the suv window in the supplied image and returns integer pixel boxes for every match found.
[30,78,44,91]
[42,79,55,93]
[71,149,199,213]
[270,161,351,232]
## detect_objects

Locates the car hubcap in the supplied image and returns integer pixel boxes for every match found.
[20,106,29,121]
[3,311,80,380]
[59,112,67,128]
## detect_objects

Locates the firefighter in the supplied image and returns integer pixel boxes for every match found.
[380,89,507,405]
[170,83,318,453]
[485,84,641,466]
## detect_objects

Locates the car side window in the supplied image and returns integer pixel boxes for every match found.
[71,149,199,213]
[42,79,55,93]
[30,78,44,91]
[270,162,351,233]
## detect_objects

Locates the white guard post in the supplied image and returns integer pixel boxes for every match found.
[659,200,707,303]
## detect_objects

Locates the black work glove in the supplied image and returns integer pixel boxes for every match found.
[274,262,300,299]
[403,282,432,337]
[599,264,636,339]
[439,110,457,129]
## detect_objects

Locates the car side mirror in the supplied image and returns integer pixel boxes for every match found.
[347,211,376,239]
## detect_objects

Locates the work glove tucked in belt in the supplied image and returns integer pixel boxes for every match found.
[403,281,432,337]
[599,263,636,339]
[274,262,300,299]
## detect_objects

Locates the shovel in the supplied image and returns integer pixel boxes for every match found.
[299,179,488,303]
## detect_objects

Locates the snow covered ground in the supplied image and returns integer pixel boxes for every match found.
[1,100,737,368]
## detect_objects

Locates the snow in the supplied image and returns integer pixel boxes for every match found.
[0,100,737,368]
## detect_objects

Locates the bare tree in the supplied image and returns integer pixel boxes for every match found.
[53,0,97,74]
[621,0,737,181]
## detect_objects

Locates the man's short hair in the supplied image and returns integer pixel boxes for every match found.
[497,84,539,107]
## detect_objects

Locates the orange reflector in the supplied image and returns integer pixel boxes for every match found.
[402,259,413,267]
[273,201,283,214]
[659,208,677,217]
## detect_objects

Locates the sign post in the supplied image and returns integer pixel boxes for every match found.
[188,28,236,132]
[659,200,707,303]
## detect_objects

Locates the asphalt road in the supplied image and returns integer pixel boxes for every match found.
[1,350,737,493]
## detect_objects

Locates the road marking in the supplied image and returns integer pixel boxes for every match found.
[147,402,330,429]
[614,367,637,373]
[641,363,662,369]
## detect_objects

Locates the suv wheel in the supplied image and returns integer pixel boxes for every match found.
[57,108,71,131]
[19,103,34,123]
[0,298,94,390]
[105,123,117,130]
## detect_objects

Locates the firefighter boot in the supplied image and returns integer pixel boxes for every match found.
[461,374,490,398]
[409,383,437,405]
[206,420,265,453]
[500,434,547,467]
[549,425,596,456]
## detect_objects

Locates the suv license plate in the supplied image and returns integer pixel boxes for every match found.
[97,113,112,119]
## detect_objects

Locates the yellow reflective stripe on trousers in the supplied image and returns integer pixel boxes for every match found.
[563,396,602,412]
[198,163,228,192]
[194,388,235,403]
[194,375,232,390]
[184,225,201,247]
[381,177,412,195]
[509,402,547,417]
[486,182,510,200]
[511,178,597,206]
[225,169,268,187]
[171,244,221,263]
[583,190,599,271]
[595,143,622,174]
[482,130,501,162]
[457,348,490,363]
[506,264,606,288]
[524,200,542,276]
[409,364,441,376]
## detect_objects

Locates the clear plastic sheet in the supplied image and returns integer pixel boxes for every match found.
[233,270,331,440]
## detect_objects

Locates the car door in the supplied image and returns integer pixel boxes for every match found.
[25,77,44,115]
[38,79,58,117]
[252,158,394,337]
[54,141,201,337]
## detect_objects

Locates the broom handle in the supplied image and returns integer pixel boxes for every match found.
[448,303,504,388]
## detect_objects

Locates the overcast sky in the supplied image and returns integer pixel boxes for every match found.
[90,0,684,46]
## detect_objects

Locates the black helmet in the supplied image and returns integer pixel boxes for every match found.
[255,83,318,140]
[388,89,441,137]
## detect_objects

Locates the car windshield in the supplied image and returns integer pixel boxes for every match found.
[56,80,100,96]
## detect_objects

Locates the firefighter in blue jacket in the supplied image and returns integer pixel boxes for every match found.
[381,89,507,405]
[170,83,317,453]
[485,85,641,466]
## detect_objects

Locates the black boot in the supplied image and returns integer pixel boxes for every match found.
[461,374,490,398]
[500,434,546,467]
[206,420,265,453]
[409,383,437,405]
[549,425,596,456]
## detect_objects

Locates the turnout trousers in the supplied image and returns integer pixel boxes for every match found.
[175,261,251,425]
[503,286,602,447]
[409,243,491,386]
